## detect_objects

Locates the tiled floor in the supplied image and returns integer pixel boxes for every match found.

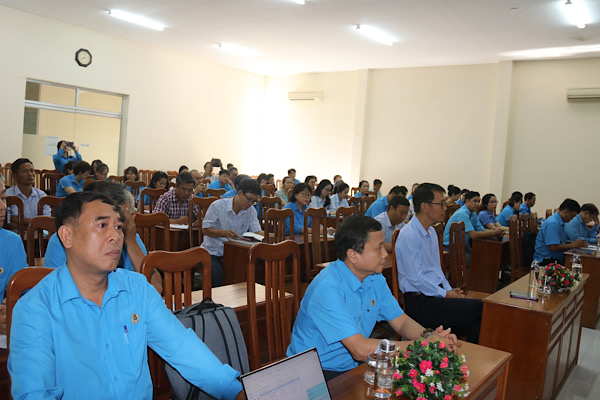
[556,324,600,400]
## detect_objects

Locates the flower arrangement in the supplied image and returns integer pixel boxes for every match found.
[541,262,580,293]
[393,340,469,400]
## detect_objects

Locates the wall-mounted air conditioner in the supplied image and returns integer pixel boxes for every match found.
[288,91,323,101]
[566,88,600,102]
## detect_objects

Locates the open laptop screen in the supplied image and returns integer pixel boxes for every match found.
[241,348,331,400]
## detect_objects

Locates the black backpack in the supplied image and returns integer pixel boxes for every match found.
[166,297,249,400]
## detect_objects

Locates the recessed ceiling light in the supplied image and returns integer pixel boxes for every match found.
[216,43,259,58]
[562,0,590,29]
[291,0,306,4]
[108,9,165,31]
[355,25,395,46]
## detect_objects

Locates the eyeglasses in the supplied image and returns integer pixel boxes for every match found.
[245,194,258,206]
[427,202,447,208]
[300,192,312,198]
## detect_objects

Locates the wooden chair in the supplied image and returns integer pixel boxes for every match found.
[259,196,282,229]
[448,221,489,299]
[188,196,217,247]
[138,169,152,185]
[41,172,64,196]
[4,196,25,239]
[303,207,331,282]
[390,229,403,307]
[0,166,13,186]
[445,203,460,224]
[432,222,448,273]
[260,184,275,197]
[545,209,552,219]
[138,188,167,214]
[34,169,43,189]
[264,208,294,243]
[83,179,96,189]
[247,240,301,370]
[349,196,365,215]
[134,212,171,251]
[108,175,125,183]
[363,195,376,213]
[275,179,282,190]
[26,216,56,266]
[167,172,177,182]
[37,195,63,216]
[350,187,359,196]
[206,188,226,199]
[509,215,530,282]
[334,206,358,228]
[124,180,145,198]
[201,178,211,185]
[6,267,54,347]
[519,213,537,234]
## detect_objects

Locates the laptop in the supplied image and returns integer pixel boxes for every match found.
[240,348,332,400]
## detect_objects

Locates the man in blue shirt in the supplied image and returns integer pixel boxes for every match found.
[52,140,82,172]
[534,199,587,264]
[9,192,244,400]
[396,183,483,343]
[519,192,536,215]
[373,195,409,251]
[287,215,457,380]
[365,185,405,218]
[208,169,233,193]
[288,168,300,184]
[55,161,92,197]
[565,203,599,244]
[223,174,250,199]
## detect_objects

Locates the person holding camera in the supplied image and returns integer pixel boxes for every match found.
[52,140,82,172]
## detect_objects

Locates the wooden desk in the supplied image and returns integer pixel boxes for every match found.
[565,249,600,328]
[480,274,588,400]
[469,236,509,293]
[328,341,512,400]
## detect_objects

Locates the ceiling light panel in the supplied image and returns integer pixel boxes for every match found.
[108,9,165,31]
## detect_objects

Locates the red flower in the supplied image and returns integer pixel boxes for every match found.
[419,360,433,374]
[564,280,570,285]
[409,369,418,378]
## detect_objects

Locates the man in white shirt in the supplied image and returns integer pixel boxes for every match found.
[6,158,50,230]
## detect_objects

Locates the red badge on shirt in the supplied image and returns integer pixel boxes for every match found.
[131,313,140,324]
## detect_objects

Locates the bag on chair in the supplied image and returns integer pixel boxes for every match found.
[165,297,249,400]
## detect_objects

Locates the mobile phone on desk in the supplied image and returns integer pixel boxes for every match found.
[510,291,539,301]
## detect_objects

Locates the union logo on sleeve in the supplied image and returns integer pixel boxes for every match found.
[131,313,140,324]
[0,267,3,275]
[371,299,375,306]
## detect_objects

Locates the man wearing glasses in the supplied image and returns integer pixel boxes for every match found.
[201,178,262,286]
[395,183,483,343]
[154,172,197,225]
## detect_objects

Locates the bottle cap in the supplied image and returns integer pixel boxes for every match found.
[379,339,395,352]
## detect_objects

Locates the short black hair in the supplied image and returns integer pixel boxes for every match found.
[524,192,536,201]
[56,140,65,151]
[465,191,480,201]
[373,179,382,186]
[581,203,599,215]
[289,183,311,203]
[84,180,129,207]
[74,161,92,176]
[481,193,496,210]
[314,179,333,208]
[447,185,460,197]
[334,215,382,261]
[228,166,238,174]
[460,188,469,195]
[178,165,189,173]
[55,192,121,231]
[149,171,169,188]
[218,169,230,177]
[507,191,523,207]
[11,158,33,174]
[238,178,261,196]
[388,185,404,196]
[389,195,410,209]
[233,174,250,189]
[305,175,317,184]
[413,183,445,213]
[398,186,408,196]
[288,168,296,174]
[125,166,139,180]
[226,163,234,169]
[63,161,75,175]
[257,173,268,184]
[95,163,109,173]
[176,172,195,186]
[559,198,580,213]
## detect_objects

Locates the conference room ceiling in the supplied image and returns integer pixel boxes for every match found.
[3,0,600,76]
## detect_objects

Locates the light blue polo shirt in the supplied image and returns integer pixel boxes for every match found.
[55,175,84,197]
[208,180,233,192]
[283,201,311,235]
[9,267,242,399]
[443,205,484,246]
[477,210,498,227]
[534,212,567,263]
[496,204,516,226]
[365,196,388,218]
[519,203,531,215]
[565,214,599,245]
[0,228,28,300]
[222,189,237,199]
[286,259,402,372]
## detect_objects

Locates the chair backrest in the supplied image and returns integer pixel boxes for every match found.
[448,221,468,289]
[206,188,226,199]
[259,196,282,229]
[141,247,212,311]
[264,208,294,243]
[124,180,145,198]
[0,166,13,186]
[303,207,330,282]
[108,175,125,184]
[275,179,282,190]
[83,179,96,189]
[6,267,54,347]
[37,195,63,217]
[247,240,301,370]
[4,196,25,239]
[432,222,446,270]
[509,215,524,282]
[363,195,376,212]
[334,206,358,228]
[34,169,43,189]
[133,212,171,251]
[445,203,460,224]
[26,216,56,266]
[260,184,275,197]
[390,229,403,307]
[41,172,64,196]
[348,196,365,215]
[545,208,552,219]
[138,169,152,185]
[350,187,359,196]
[137,188,167,214]
[188,196,217,247]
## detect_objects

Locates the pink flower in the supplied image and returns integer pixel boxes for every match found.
[393,371,402,380]
[409,369,418,378]
[417,382,426,393]
[395,388,403,396]
[564,280,570,285]
[440,355,449,369]
[439,342,446,349]
[464,372,468,379]
[421,340,428,346]
[445,395,453,400]
[435,370,441,375]
[455,384,461,392]
[419,360,433,374]
[430,386,436,394]
[461,365,468,373]
[404,352,410,359]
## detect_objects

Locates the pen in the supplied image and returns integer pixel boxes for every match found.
[123,325,129,344]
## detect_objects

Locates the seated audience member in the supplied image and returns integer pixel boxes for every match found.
[275,176,294,205]
[397,183,483,343]
[446,184,461,205]
[287,215,457,380]
[478,193,509,231]
[228,166,238,183]
[497,191,523,226]
[137,170,168,206]
[333,174,342,183]
[354,180,370,198]
[201,161,217,183]
[93,163,109,181]
[52,140,82,172]
[309,179,333,209]
[266,174,275,186]
[328,182,350,211]
[124,166,139,182]
[208,170,233,192]
[519,192,536,215]
[456,188,468,206]
[62,160,75,176]
[6,158,51,230]
[374,195,410,251]
[190,169,206,197]
[407,183,419,201]
[534,199,587,264]
[283,183,312,236]
[201,179,262,286]
[0,178,28,334]
[288,168,300,184]
[226,163,234,169]
[179,165,189,173]
[223,174,250,199]
[55,161,92,197]
[154,172,196,224]
[398,185,408,197]
[9,192,244,400]
[90,159,103,176]
[373,179,383,199]
[565,203,600,244]
[365,185,404,218]
[304,175,317,193]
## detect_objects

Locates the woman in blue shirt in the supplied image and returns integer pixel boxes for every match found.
[137,170,168,206]
[309,179,333,209]
[124,166,139,182]
[478,194,509,231]
[354,180,370,197]
[329,182,350,212]
[55,161,91,197]
[283,183,312,236]
[497,191,523,226]
[275,176,294,206]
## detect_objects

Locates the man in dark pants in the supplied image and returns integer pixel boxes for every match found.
[395,183,483,343]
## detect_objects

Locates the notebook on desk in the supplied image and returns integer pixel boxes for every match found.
[241,348,331,400]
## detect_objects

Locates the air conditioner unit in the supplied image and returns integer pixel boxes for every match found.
[566,87,600,102]
[288,91,323,101]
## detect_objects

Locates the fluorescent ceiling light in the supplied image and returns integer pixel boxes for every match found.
[355,25,395,46]
[291,0,306,4]
[501,44,600,58]
[216,44,259,58]
[108,9,165,31]
[562,0,590,29]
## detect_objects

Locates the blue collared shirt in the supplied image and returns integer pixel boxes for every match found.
[328,193,349,211]
[9,267,242,399]
[201,197,261,257]
[0,228,28,299]
[365,196,388,218]
[496,204,516,226]
[286,259,402,372]
[396,217,452,297]
[565,214,599,245]
[534,212,567,263]
[443,205,484,246]
[456,198,464,207]
[7,185,50,220]
[208,180,233,192]
[374,212,404,243]
[222,189,237,199]
[283,201,310,235]
[519,203,531,215]
[55,175,84,197]
[477,210,498,228]
[52,149,82,172]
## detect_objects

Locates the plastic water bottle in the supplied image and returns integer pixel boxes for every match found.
[529,260,539,288]
[571,254,582,275]
[374,339,395,399]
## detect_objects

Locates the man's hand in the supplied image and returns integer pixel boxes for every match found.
[572,239,588,249]
[446,288,465,298]
[494,229,504,237]
[122,206,137,244]
[429,325,460,351]
[0,299,7,335]
[71,145,77,152]
[221,229,239,239]
[174,216,189,225]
